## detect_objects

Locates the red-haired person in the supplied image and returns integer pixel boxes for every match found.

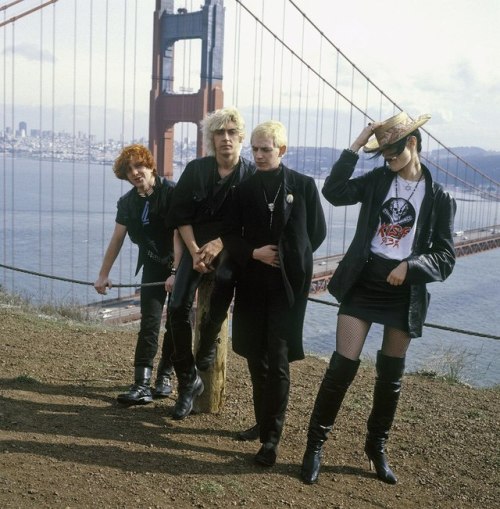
[94,144,182,405]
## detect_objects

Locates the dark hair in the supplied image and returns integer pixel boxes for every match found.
[371,129,423,159]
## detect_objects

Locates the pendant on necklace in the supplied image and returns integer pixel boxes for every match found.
[268,203,275,212]
[404,183,412,191]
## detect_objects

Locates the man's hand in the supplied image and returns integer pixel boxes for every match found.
[94,276,111,295]
[252,245,280,268]
[195,238,223,272]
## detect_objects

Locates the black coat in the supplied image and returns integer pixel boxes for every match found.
[223,165,327,361]
[322,150,457,337]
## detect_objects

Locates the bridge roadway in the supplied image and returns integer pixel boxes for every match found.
[90,227,500,324]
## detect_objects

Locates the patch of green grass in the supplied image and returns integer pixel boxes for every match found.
[1,286,98,323]
[416,346,475,385]
[196,480,225,496]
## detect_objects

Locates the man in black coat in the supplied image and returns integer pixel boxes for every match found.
[166,107,256,420]
[222,120,326,466]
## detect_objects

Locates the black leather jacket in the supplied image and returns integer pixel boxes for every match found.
[167,156,256,246]
[322,149,457,337]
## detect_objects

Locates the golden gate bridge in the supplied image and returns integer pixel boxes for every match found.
[1,0,499,306]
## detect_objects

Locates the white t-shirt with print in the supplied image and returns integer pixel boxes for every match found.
[370,175,425,260]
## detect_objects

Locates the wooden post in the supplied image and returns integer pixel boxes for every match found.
[193,275,228,414]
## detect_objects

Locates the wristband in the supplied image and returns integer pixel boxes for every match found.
[170,267,177,275]
[345,148,359,156]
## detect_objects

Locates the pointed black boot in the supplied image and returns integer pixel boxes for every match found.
[117,366,153,405]
[195,314,222,372]
[172,365,204,420]
[300,352,360,484]
[364,350,405,485]
[154,357,174,398]
[236,423,260,441]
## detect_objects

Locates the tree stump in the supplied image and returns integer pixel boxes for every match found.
[193,275,228,414]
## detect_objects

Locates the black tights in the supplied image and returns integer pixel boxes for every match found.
[335,314,411,361]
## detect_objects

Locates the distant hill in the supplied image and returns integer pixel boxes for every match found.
[270,146,500,183]
[428,147,500,183]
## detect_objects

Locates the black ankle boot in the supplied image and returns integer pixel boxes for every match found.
[117,366,153,405]
[364,351,405,485]
[195,314,221,372]
[154,373,173,398]
[300,352,360,484]
[153,358,173,398]
[172,367,204,420]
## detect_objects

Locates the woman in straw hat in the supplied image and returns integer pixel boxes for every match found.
[300,112,457,485]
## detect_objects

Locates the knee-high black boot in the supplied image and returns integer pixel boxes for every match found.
[300,352,360,484]
[364,350,405,484]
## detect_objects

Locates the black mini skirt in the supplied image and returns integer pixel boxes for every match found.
[339,253,410,332]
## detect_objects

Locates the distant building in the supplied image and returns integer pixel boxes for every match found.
[18,121,27,138]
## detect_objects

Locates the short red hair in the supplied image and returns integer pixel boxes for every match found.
[113,144,157,180]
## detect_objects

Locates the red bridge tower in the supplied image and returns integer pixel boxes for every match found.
[149,0,225,177]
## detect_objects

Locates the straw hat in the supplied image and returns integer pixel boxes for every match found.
[363,112,431,153]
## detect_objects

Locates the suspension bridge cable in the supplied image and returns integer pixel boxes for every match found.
[1,262,498,341]
[233,0,368,120]
[37,8,43,298]
[306,296,499,341]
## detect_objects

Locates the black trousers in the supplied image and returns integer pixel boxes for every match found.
[135,261,173,372]
[244,268,291,446]
[168,248,237,367]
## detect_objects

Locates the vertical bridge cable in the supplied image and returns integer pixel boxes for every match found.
[50,1,56,302]
[256,0,264,122]
[296,14,305,172]
[1,7,6,289]
[278,0,286,120]
[232,2,240,106]
[119,0,128,303]
[250,11,258,127]
[313,36,324,183]
[70,0,78,302]
[86,0,94,304]
[100,0,110,289]
[131,0,138,142]
[38,9,43,299]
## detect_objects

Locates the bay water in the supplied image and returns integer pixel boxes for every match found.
[1,158,499,387]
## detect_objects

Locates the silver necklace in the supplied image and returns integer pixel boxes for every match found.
[263,182,282,229]
[395,173,422,202]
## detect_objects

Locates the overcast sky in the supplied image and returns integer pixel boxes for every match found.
[290,0,500,151]
[2,0,499,150]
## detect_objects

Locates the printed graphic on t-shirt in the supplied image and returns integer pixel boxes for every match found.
[376,197,416,248]
[141,201,150,226]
